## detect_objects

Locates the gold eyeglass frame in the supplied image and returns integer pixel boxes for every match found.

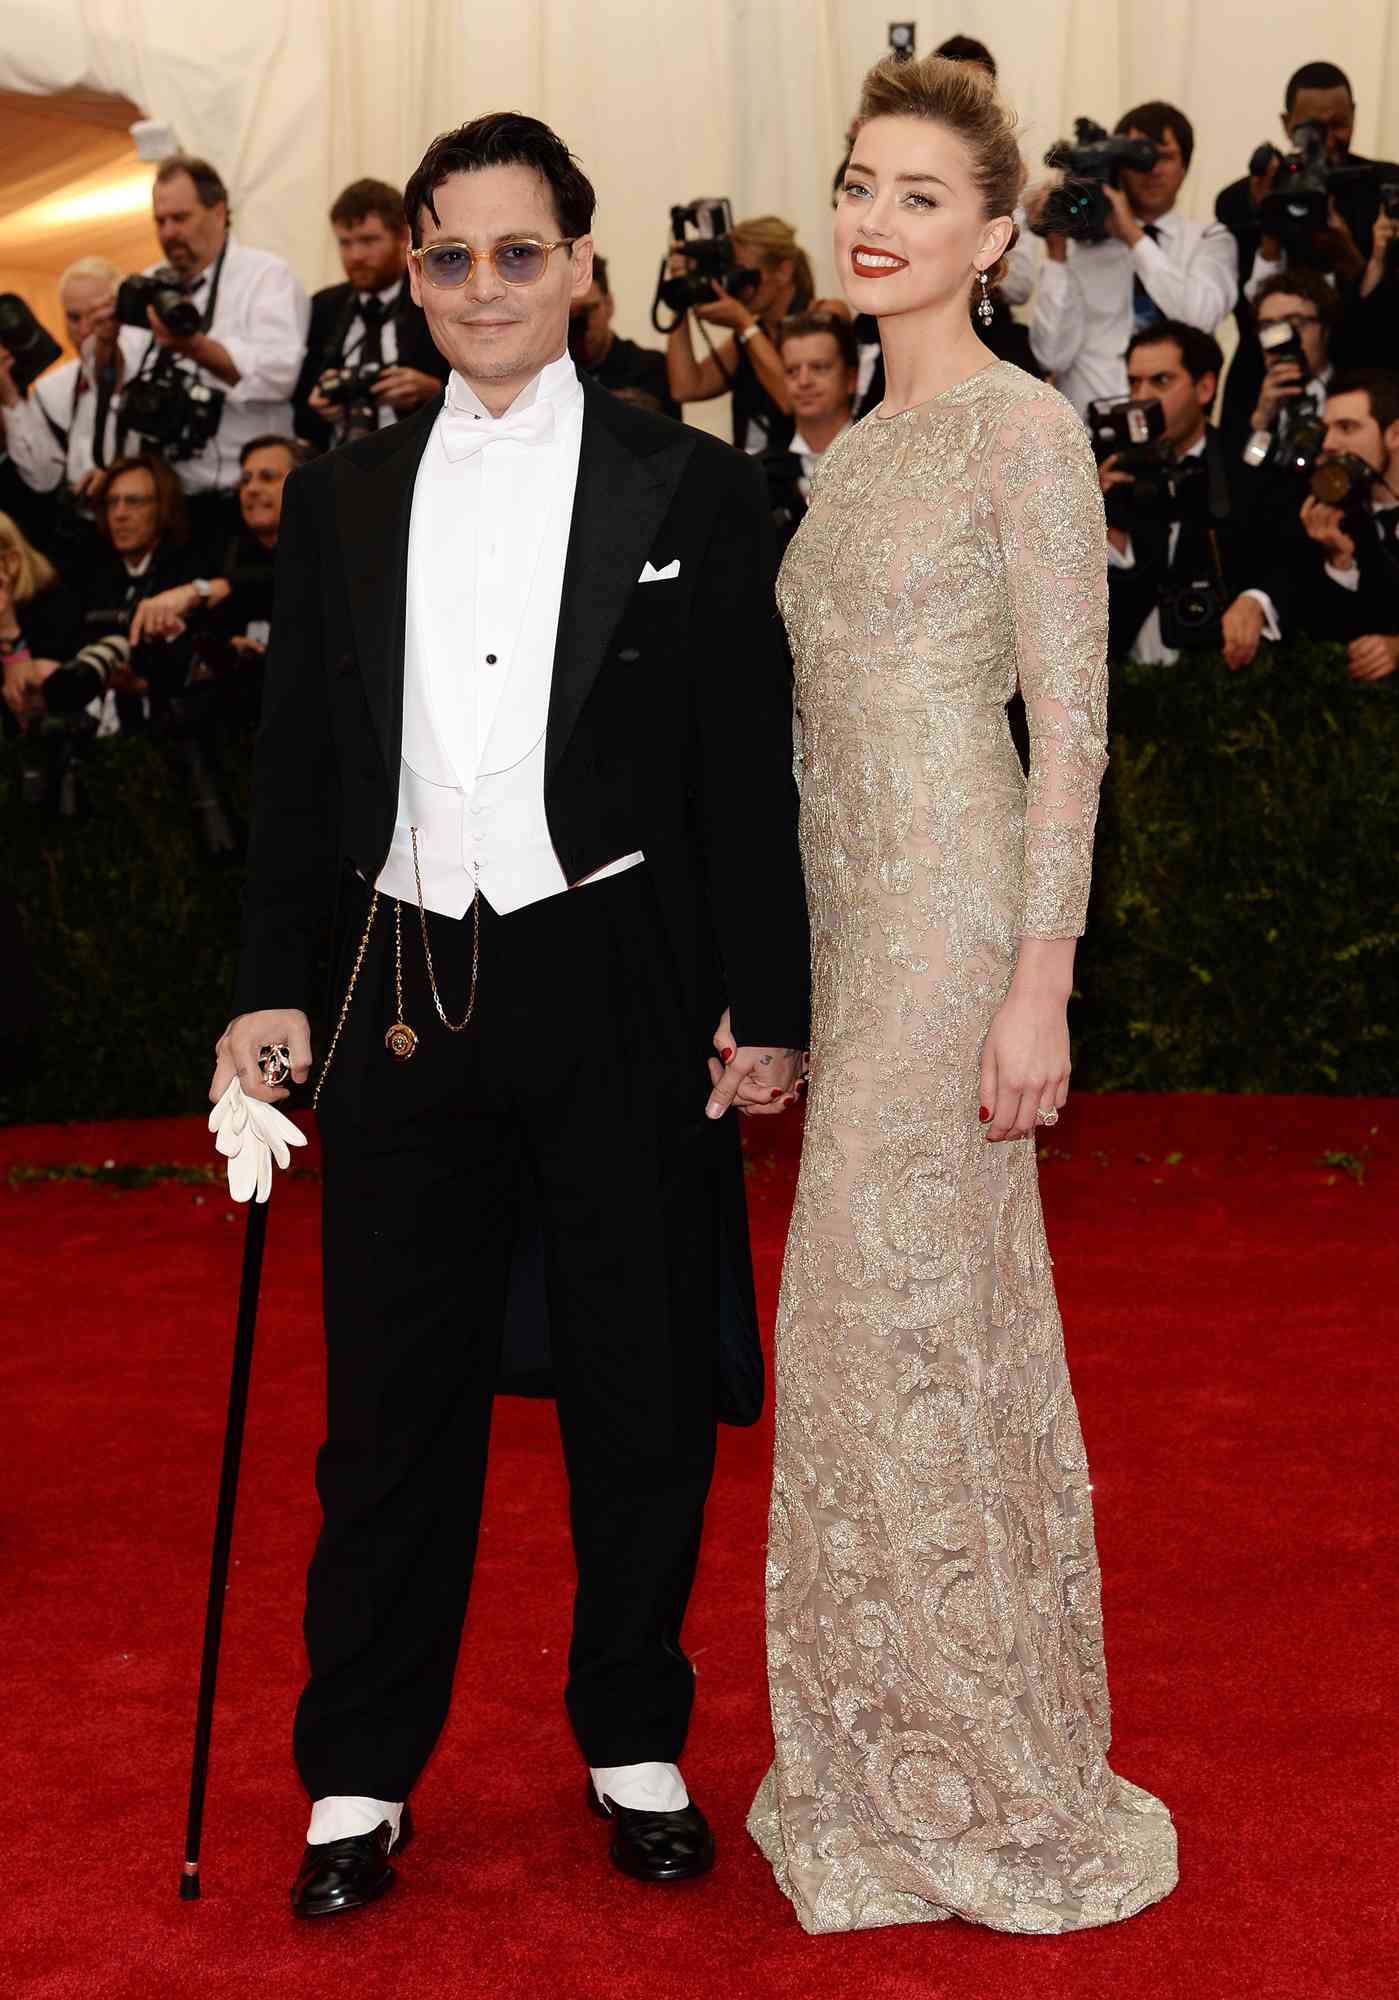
[409,237,578,289]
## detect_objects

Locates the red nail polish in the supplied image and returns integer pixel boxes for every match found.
[770,1088,781,1100]
[978,1106,991,1122]
[721,1047,734,1062]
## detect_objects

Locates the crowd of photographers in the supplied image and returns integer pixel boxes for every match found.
[2,45,1397,856]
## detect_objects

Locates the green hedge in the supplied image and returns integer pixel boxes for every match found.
[2,637,1394,1125]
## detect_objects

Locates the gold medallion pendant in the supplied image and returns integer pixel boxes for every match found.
[385,1021,418,1062]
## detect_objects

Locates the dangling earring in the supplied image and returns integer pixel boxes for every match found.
[976,270,994,325]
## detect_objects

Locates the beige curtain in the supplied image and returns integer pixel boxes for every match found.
[4,0,1399,360]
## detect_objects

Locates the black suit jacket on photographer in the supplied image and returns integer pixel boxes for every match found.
[1301,504,1399,639]
[292,281,450,452]
[1107,426,1301,657]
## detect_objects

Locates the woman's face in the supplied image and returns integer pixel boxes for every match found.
[834,115,1011,319]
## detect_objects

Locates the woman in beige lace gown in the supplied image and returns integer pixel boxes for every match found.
[748,56,1179,1936]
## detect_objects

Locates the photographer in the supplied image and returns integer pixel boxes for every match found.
[1297,372,1399,682]
[293,178,448,451]
[761,312,858,550]
[665,214,811,451]
[1233,268,1338,472]
[1099,322,1285,668]
[1028,101,1238,416]
[0,261,148,508]
[568,254,677,417]
[119,156,308,555]
[0,512,81,723]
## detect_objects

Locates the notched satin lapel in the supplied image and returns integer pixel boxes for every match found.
[332,399,440,776]
[546,400,694,783]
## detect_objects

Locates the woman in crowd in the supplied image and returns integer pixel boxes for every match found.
[747,52,1179,1936]
[665,214,814,451]
[0,511,81,722]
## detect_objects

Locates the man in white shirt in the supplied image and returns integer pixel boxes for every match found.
[121,156,308,549]
[0,259,148,501]
[208,110,810,1918]
[1028,101,1238,416]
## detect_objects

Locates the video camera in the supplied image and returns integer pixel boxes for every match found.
[652,199,761,332]
[317,360,383,443]
[1034,121,1158,244]
[115,267,203,339]
[0,295,63,392]
[1247,121,1373,252]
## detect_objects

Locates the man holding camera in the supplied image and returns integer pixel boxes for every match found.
[567,254,677,418]
[1296,372,1399,682]
[294,179,449,453]
[120,156,308,554]
[0,260,148,508]
[1099,321,1285,668]
[1028,101,1238,417]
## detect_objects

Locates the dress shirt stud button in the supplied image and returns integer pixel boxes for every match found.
[485,653,498,665]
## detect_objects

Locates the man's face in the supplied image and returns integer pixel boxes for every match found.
[103,469,159,556]
[407,165,591,402]
[1255,290,1328,378]
[334,214,409,294]
[567,279,614,368]
[1322,390,1392,475]
[1126,340,1213,455]
[61,274,116,351]
[239,444,294,542]
[1285,87,1355,162]
[153,171,227,277]
[781,331,856,427]
[1120,126,1187,219]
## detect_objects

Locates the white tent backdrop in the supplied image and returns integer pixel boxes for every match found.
[4,0,1399,357]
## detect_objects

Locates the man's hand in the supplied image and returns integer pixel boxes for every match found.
[1250,355,1306,432]
[1362,211,1398,297]
[371,365,442,414]
[130,585,198,645]
[1315,201,1365,283]
[1248,153,1280,213]
[1301,495,1357,570]
[72,467,106,502]
[210,1009,313,1106]
[1098,451,1134,500]
[0,341,20,411]
[704,1007,802,1119]
[1102,184,1144,248]
[1348,633,1399,682]
[1222,593,1267,670]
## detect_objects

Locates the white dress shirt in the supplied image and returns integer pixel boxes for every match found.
[1,327,149,493]
[1029,210,1239,415]
[376,352,642,920]
[1107,433,1280,663]
[130,237,309,492]
[789,420,849,501]
[341,280,402,431]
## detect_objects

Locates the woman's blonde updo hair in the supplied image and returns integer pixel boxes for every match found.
[855,53,1026,291]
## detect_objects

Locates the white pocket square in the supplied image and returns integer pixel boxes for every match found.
[638,558,680,583]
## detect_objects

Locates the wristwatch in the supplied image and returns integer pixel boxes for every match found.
[190,578,213,602]
[736,323,760,347]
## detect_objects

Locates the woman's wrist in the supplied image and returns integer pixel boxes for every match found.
[1010,935,1076,1004]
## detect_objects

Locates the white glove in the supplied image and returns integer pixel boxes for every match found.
[208,1076,308,1203]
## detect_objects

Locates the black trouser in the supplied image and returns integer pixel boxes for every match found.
[296,865,720,1801]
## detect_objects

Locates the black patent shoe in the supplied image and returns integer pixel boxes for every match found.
[290,1803,414,1918]
[587,1781,714,1883]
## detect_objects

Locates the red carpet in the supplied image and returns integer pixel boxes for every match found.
[2,1095,1395,1999]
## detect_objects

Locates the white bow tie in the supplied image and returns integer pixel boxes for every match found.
[439,399,556,462]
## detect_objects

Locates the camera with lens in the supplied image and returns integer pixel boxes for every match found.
[1089,395,1211,536]
[317,360,383,442]
[0,294,62,392]
[1033,120,1157,244]
[115,266,203,339]
[1157,573,1227,653]
[122,355,224,461]
[652,198,762,331]
[1311,451,1380,513]
[1247,121,1373,252]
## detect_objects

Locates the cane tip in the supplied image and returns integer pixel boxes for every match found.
[180,1864,201,1900]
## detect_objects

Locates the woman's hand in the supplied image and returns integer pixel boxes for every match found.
[978,941,1074,1142]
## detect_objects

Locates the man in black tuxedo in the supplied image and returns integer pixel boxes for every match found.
[293,178,450,452]
[1296,371,1399,682]
[210,112,810,1916]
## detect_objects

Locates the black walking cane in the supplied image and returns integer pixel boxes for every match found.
[179,1195,270,1899]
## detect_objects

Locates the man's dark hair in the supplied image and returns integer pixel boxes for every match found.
[1329,369,1399,437]
[240,433,317,470]
[933,35,996,78]
[778,311,859,371]
[154,155,229,211]
[590,252,610,297]
[1285,62,1353,113]
[1252,265,1343,332]
[403,113,595,247]
[1115,101,1194,172]
[329,178,406,235]
[1126,319,1223,383]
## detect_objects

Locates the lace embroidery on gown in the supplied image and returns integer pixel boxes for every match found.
[747,362,1178,1935]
